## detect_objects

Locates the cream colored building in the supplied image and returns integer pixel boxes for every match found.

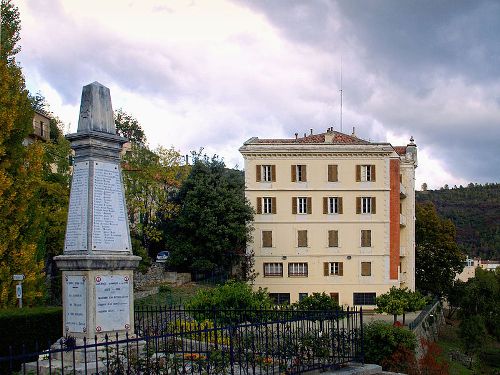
[239,128,418,307]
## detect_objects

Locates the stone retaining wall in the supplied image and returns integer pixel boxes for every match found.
[134,264,191,289]
[410,300,445,358]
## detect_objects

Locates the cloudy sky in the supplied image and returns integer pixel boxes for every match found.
[16,0,500,189]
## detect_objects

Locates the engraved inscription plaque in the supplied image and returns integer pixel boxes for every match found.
[95,275,130,332]
[65,162,89,251]
[92,161,130,251]
[65,275,87,333]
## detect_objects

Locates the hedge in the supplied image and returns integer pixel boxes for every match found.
[0,306,63,355]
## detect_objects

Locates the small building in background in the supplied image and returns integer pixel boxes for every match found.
[456,257,500,282]
[23,110,51,145]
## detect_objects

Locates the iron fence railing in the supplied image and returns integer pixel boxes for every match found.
[1,306,363,374]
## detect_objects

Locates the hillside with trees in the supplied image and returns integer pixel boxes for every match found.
[416,183,500,260]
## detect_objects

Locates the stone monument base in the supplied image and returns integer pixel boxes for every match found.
[55,254,141,340]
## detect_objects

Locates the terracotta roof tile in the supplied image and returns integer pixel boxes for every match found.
[394,146,407,155]
[256,131,370,145]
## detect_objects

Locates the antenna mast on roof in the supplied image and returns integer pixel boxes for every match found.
[339,56,343,133]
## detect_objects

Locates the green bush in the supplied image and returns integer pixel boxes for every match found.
[363,321,417,365]
[185,280,272,324]
[292,292,340,311]
[0,307,62,353]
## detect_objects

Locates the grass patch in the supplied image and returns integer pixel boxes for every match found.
[437,319,500,375]
[135,283,213,307]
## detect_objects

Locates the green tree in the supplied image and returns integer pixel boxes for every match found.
[457,268,500,341]
[166,153,254,277]
[115,108,147,145]
[415,202,465,297]
[0,0,47,306]
[116,110,189,270]
[376,286,428,324]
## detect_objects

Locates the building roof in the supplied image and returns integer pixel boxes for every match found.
[254,130,371,145]
[394,146,407,155]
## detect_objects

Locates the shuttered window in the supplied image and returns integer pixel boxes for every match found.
[330,293,339,302]
[291,165,307,182]
[262,231,272,247]
[257,165,276,182]
[297,230,308,247]
[324,197,343,214]
[324,262,343,276]
[361,230,372,247]
[328,230,339,247]
[357,197,376,214]
[328,164,338,182]
[257,197,276,214]
[361,262,372,276]
[356,165,376,182]
[295,197,311,214]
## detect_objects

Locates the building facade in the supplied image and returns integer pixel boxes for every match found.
[239,128,418,307]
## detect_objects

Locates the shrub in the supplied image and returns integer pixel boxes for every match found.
[381,345,418,375]
[363,321,417,366]
[292,292,340,311]
[419,338,449,375]
[0,307,62,372]
[185,280,272,324]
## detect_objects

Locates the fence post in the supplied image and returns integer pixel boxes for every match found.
[360,307,364,364]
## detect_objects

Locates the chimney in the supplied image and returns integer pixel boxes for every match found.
[310,128,313,135]
[304,133,307,138]
[295,132,298,139]
[325,127,335,143]
[352,127,356,137]
[185,155,189,165]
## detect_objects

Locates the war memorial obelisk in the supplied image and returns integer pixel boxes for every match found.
[54,82,141,339]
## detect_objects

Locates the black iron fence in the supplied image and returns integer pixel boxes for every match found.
[1,306,363,374]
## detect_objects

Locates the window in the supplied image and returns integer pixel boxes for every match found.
[324,262,343,276]
[299,293,308,301]
[353,292,376,305]
[361,262,372,276]
[257,197,276,214]
[288,262,308,277]
[293,197,312,214]
[324,197,343,214]
[256,164,275,182]
[330,293,339,303]
[269,293,290,305]
[297,230,308,247]
[361,230,372,247]
[291,165,307,182]
[262,231,272,248]
[356,165,376,182]
[263,197,272,214]
[356,197,376,214]
[328,230,339,247]
[298,197,307,214]
[264,263,283,277]
[40,121,44,138]
[328,164,338,182]
[465,258,474,267]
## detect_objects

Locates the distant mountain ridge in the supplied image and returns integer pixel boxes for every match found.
[416,183,500,260]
